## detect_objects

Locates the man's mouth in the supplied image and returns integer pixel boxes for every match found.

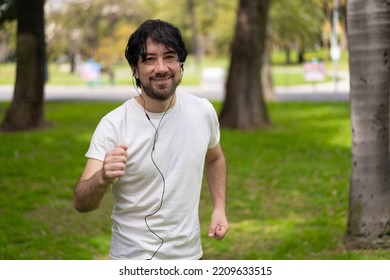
[152,76,172,82]
[151,73,173,82]
[151,76,173,88]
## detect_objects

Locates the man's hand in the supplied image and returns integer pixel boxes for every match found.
[102,145,128,183]
[208,209,229,240]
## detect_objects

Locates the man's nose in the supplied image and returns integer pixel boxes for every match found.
[154,58,169,73]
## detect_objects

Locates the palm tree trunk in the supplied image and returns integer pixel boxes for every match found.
[345,0,390,248]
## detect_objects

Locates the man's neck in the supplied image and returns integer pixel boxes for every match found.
[135,93,176,113]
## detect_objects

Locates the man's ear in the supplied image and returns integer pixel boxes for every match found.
[132,67,138,78]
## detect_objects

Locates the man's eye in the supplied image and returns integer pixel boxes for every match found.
[165,55,178,62]
[144,57,156,63]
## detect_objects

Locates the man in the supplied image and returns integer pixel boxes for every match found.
[73,19,228,260]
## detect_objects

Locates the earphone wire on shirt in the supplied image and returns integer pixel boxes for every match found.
[132,78,174,260]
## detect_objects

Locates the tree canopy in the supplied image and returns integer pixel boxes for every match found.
[0,0,345,67]
[0,0,16,26]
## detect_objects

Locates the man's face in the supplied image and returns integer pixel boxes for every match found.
[136,38,182,101]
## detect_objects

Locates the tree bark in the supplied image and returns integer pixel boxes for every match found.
[298,44,304,64]
[1,0,47,131]
[219,0,271,130]
[187,0,202,71]
[262,18,275,101]
[345,0,390,249]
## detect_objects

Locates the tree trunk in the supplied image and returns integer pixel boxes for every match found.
[262,18,275,101]
[69,53,77,74]
[219,0,271,130]
[1,0,47,131]
[285,45,291,64]
[298,44,304,64]
[345,0,390,249]
[187,0,202,71]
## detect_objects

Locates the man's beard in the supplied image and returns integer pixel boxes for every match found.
[141,73,181,101]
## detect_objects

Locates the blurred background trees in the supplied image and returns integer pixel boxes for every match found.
[1,0,347,69]
[0,0,347,131]
[45,0,148,73]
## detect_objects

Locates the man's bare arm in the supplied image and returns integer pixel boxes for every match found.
[73,145,127,213]
[205,143,228,240]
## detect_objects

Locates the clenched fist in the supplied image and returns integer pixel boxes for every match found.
[102,145,128,183]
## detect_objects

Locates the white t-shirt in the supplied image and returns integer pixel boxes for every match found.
[85,91,220,260]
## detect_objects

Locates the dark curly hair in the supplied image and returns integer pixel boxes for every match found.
[125,19,188,87]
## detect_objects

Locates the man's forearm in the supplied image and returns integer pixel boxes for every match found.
[73,169,110,213]
[205,154,227,211]
[205,151,229,239]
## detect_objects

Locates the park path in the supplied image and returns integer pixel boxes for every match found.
[0,71,349,102]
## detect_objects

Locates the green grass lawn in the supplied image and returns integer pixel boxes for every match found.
[1,100,389,260]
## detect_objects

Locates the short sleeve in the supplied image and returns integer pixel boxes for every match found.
[85,118,118,161]
[207,102,221,149]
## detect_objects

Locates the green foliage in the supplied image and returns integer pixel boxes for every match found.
[1,100,390,259]
[0,0,16,26]
[45,0,149,63]
[271,0,324,49]
[149,0,238,57]
[2,0,343,67]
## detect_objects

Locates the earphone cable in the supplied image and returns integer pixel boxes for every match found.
[132,76,175,259]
